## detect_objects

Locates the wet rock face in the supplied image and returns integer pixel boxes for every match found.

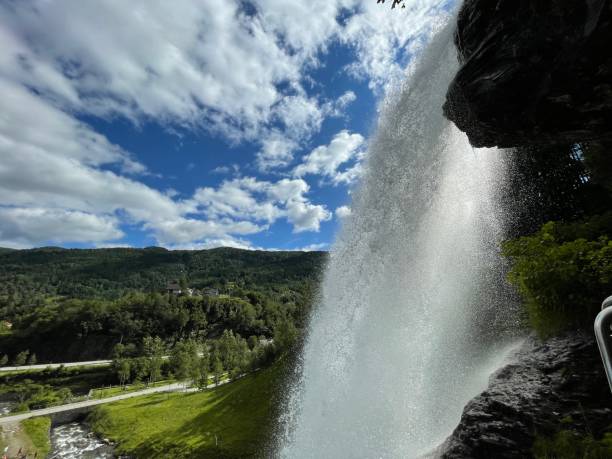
[444,0,612,148]
[441,332,612,458]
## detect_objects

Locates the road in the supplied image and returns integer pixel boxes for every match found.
[0,359,112,373]
[0,382,196,425]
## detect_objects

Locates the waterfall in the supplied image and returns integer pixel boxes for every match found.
[280,15,519,459]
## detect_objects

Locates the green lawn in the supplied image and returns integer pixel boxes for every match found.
[89,363,284,458]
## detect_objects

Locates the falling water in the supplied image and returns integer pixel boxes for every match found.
[280,15,519,459]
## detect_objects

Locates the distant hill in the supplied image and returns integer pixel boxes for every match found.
[0,247,327,299]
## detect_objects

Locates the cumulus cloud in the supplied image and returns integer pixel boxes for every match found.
[257,131,299,171]
[0,0,451,165]
[0,77,330,248]
[0,0,453,248]
[0,207,123,248]
[294,130,365,184]
[194,177,331,234]
[335,205,352,219]
[0,0,360,166]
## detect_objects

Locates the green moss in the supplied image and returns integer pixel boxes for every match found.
[21,416,52,458]
[89,363,284,458]
[533,430,612,459]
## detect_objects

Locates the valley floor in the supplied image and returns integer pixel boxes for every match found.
[89,362,282,458]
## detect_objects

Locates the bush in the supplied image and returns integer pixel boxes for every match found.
[503,213,612,337]
[533,430,612,459]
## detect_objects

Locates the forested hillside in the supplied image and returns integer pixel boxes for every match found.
[0,247,326,362]
[0,246,326,299]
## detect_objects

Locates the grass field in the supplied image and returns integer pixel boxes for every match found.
[89,363,286,458]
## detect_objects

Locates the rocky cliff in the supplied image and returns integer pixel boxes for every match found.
[444,0,612,148]
[441,332,612,458]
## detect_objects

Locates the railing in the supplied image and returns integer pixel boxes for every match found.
[594,295,612,393]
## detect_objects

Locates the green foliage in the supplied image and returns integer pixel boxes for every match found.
[3,380,73,410]
[0,247,322,363]
[170,339,200,383]
[273,318,298,351]
[13,350,30,366]
[142,336,165,385]
[533,430,612,459]
[0,246,325,302]
[21,417,52,458]
[0,366,115,402]
[90,362,284,458]
[503,213,612,336]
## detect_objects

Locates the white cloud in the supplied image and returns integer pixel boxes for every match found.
[293,242,329,252]
[95,243,133,249]
[0,77,330,248]
[0,0,454,248]
[194,177,331,234]
[294,130,365,184]
[211,166,230,175]
[335,205,352,219]
[257,131,299,171]
[0,207,123,248]
[147,217,263,246]
[342,1,453,92]
[165,237,258,251]
[0,1,452,170]
[329,91,358,118]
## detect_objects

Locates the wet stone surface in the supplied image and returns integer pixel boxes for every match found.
[441,332,612,458]
[444,0,612,148]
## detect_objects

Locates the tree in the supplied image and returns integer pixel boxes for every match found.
[117,359,131,388]
[196,344,210,390]
[142,336,164,385]
[212,356,224,386]
[27,353,37,365]
[179,276,188,291]
[247,335,259,350]
[273,318,298,352]
[14,350,30,366]
[0,354,8,366]
[170,339,199,387]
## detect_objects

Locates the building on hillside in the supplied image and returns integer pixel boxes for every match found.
[166,281,194,296]
[203,288,219,297]
[166,281,182,295]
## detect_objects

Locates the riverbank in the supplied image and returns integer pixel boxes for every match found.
[0,417,51,458]
[441,331,612,458]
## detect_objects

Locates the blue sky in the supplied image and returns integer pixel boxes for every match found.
[0,0,453,251]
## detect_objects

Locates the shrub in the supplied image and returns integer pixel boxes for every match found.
[503,213,612,337]
[533,430,612,459]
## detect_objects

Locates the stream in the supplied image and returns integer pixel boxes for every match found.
[49,423,115,459]
[0,402,13,416]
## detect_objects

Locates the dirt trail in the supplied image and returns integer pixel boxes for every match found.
[1,421,37,458]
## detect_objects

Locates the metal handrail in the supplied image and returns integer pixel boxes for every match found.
[594,295,612,393]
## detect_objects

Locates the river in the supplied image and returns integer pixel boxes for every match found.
[49,422,116,459]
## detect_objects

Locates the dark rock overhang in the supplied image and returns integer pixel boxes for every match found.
[443,0,612,148]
